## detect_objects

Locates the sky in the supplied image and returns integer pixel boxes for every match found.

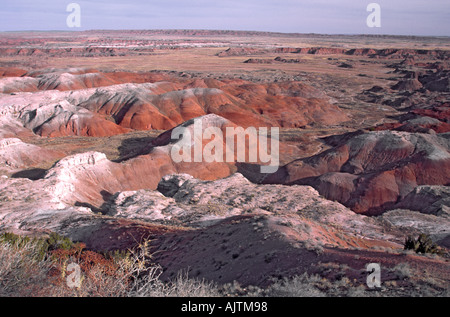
[0,0,449,36]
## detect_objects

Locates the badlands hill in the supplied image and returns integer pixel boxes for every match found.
[0,68,347,136]
[264,130,450,215]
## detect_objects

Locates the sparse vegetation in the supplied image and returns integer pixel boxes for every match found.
[404,234,446,256]
[0,231,76,261]
[263,274,327,297]
[391,263,412,281]
[0,237,53,296]
[1,232,448,297]
[0,232,219,297]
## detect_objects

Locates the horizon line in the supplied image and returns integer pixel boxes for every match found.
[0,28,449,39]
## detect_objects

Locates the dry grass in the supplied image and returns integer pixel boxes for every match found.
[0,241,53,296]
[0,237,219,297]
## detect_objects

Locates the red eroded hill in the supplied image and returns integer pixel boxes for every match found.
[375,102,450,134]
[74,74,347,131]
[46,114,286,208]
[34,112,131,137]
[263,130,450,215]
[0,67,28,77]
[0,138,64,170]
[0,68,175,93]
[1,69,348,137]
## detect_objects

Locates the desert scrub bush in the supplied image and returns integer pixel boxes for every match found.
[126,268,220,297]
[0,232,76,261]
[0,239,53,296]
[391,263,412,280]
[303,240,324,255]
[265,274,326,297]
[0,232,220,297]
[144,271,220,297]
[220,280,263,297]
[46,232,75,251]
[50,239,155,297]
[120,243,220,297]
[0,232,147,297]
[267,273,380,297]
[55,239,220,297]
[404,234,446,256]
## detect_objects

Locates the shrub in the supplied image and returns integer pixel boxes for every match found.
[134,271,220,297]
[391,263,412,280]
[0,239,53,296]
[264,274,326,297]
[0,232,220,297]
[404,234,445,256]
[0,232,76,261]
[46,232,75,251]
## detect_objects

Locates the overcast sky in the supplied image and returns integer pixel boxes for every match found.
[1,0,449,36]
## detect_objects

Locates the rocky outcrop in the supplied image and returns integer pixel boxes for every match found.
[381,209,450,246]
[395,186,450,216]
[0,76,39,93]
[243,58,275,64]
[274,56,301,63]
[217,46,450,60]
[244,57,302,64]
[0,138,64,171]
[20,100,131,137]
[216,47,269,57]
[419,70,450,92]
[391,79,423,92]
[376,116,450,134]
[264,130,450,215]
[0,68,174,94]
[0,67,28,77]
